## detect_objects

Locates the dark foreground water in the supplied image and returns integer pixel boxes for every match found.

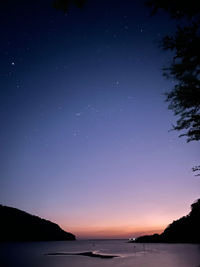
[1,240,200,267]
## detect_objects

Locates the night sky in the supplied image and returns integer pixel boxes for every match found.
[0,0,199,239]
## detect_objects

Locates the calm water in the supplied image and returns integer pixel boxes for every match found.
[0,240,200,267]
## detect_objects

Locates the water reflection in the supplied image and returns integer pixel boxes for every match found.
[0,240,200,267]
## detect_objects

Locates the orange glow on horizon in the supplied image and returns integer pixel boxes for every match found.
[61,223,165,239]
[48,201,188,239]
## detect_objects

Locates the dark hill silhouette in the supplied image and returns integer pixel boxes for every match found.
[135,199,200,243]
[0,205,76,242]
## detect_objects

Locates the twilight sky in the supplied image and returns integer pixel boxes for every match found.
[0,0,199,239]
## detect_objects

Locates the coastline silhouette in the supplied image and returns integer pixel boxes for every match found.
[135,199,200,243]
[1,199,200,243]
[0,205,75,242]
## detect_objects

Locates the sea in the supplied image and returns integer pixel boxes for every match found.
[0,239,200,267]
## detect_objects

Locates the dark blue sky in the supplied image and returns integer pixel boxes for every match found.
[0,0,199,238]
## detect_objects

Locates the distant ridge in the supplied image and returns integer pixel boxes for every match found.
[135,199,200,243]
[0,205,76,242]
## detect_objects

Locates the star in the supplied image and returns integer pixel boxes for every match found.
[11,62,15,66]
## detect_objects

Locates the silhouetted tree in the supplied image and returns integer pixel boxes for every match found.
[146,0,200,175]
[146,0,200,19]
[52,0,200,174]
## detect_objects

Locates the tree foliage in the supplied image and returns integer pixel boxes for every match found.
[146,0,200,175]
[163,23,200,143]
[146,0,200,19]
[52,0,200,174]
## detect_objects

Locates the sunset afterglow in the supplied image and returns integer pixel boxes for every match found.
[0,0,199,239]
